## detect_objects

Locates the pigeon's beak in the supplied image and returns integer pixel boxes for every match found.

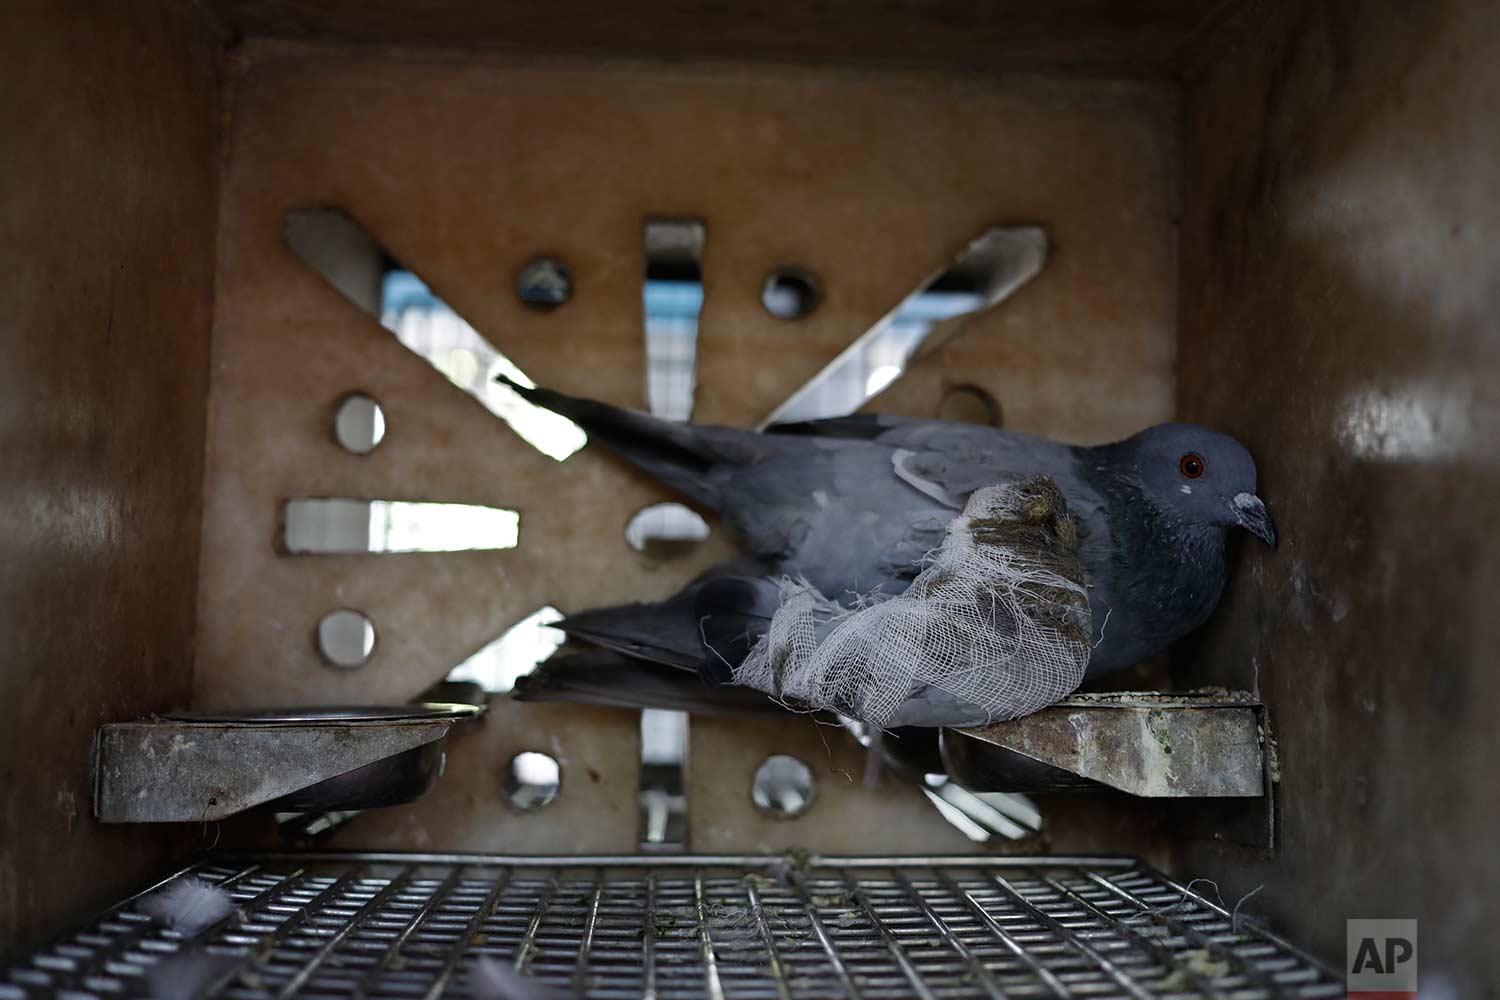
[1231,492,1277,547]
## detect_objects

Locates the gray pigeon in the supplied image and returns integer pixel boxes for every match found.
[501,377,1274,692]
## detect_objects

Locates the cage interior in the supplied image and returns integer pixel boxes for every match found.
[4,0,1497,993]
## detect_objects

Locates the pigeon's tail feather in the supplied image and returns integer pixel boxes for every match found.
[513,651,783,717]
[692,576,784,685]
[557,559,783,672]
[765,413,894,439]
[555,598,705,670]
[497,376,764,509]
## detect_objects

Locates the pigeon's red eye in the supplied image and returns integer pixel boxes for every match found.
[1179,453,1205,479]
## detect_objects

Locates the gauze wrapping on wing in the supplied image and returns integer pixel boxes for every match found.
[732,477,1091,728]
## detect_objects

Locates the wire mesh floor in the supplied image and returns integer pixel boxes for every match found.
[4,853,1343,999]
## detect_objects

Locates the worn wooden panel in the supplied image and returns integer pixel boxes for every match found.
[199,42,1178,851]
[326,700,643,853]
[206,0,1243,78]
[688,715,1176,862]
[688,716,979,855]
[0,0,224,961]
[1177,0,1500,986]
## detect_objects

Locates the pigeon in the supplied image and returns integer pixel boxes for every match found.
[501,377,1273,696]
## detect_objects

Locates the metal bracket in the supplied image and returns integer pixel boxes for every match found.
[942,691,1266,797]
[92,708,474,823]
[939,691,1276,848]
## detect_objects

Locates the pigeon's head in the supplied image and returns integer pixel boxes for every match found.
[1128,423,1276,546]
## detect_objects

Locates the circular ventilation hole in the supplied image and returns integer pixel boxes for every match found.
[625,502,710,559]
[506,751,561,810]
[751,754,816,819]
[332,393,386,454]
[937,384,1002,427]
[316,608,376,669]
[761,268,820,320]
[515,257,572,309]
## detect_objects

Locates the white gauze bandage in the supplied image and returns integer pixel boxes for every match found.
[733,476,1092,728]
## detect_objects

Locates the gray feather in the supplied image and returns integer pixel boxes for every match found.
[140,877,236,936]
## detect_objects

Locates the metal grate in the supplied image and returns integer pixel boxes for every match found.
[3,853,1342,999]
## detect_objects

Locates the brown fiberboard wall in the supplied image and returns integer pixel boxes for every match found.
[198,44,1180,852]
[0,0,224,960]
[1177,0,1500,987]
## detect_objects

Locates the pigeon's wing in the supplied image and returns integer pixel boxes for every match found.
[765,413,909,439]
[513,650,784,717]
[890,449,967,508]
[882,424,1080,509]
[714,424,1082,594]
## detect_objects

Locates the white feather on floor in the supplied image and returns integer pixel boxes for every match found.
[139,876,235,935]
